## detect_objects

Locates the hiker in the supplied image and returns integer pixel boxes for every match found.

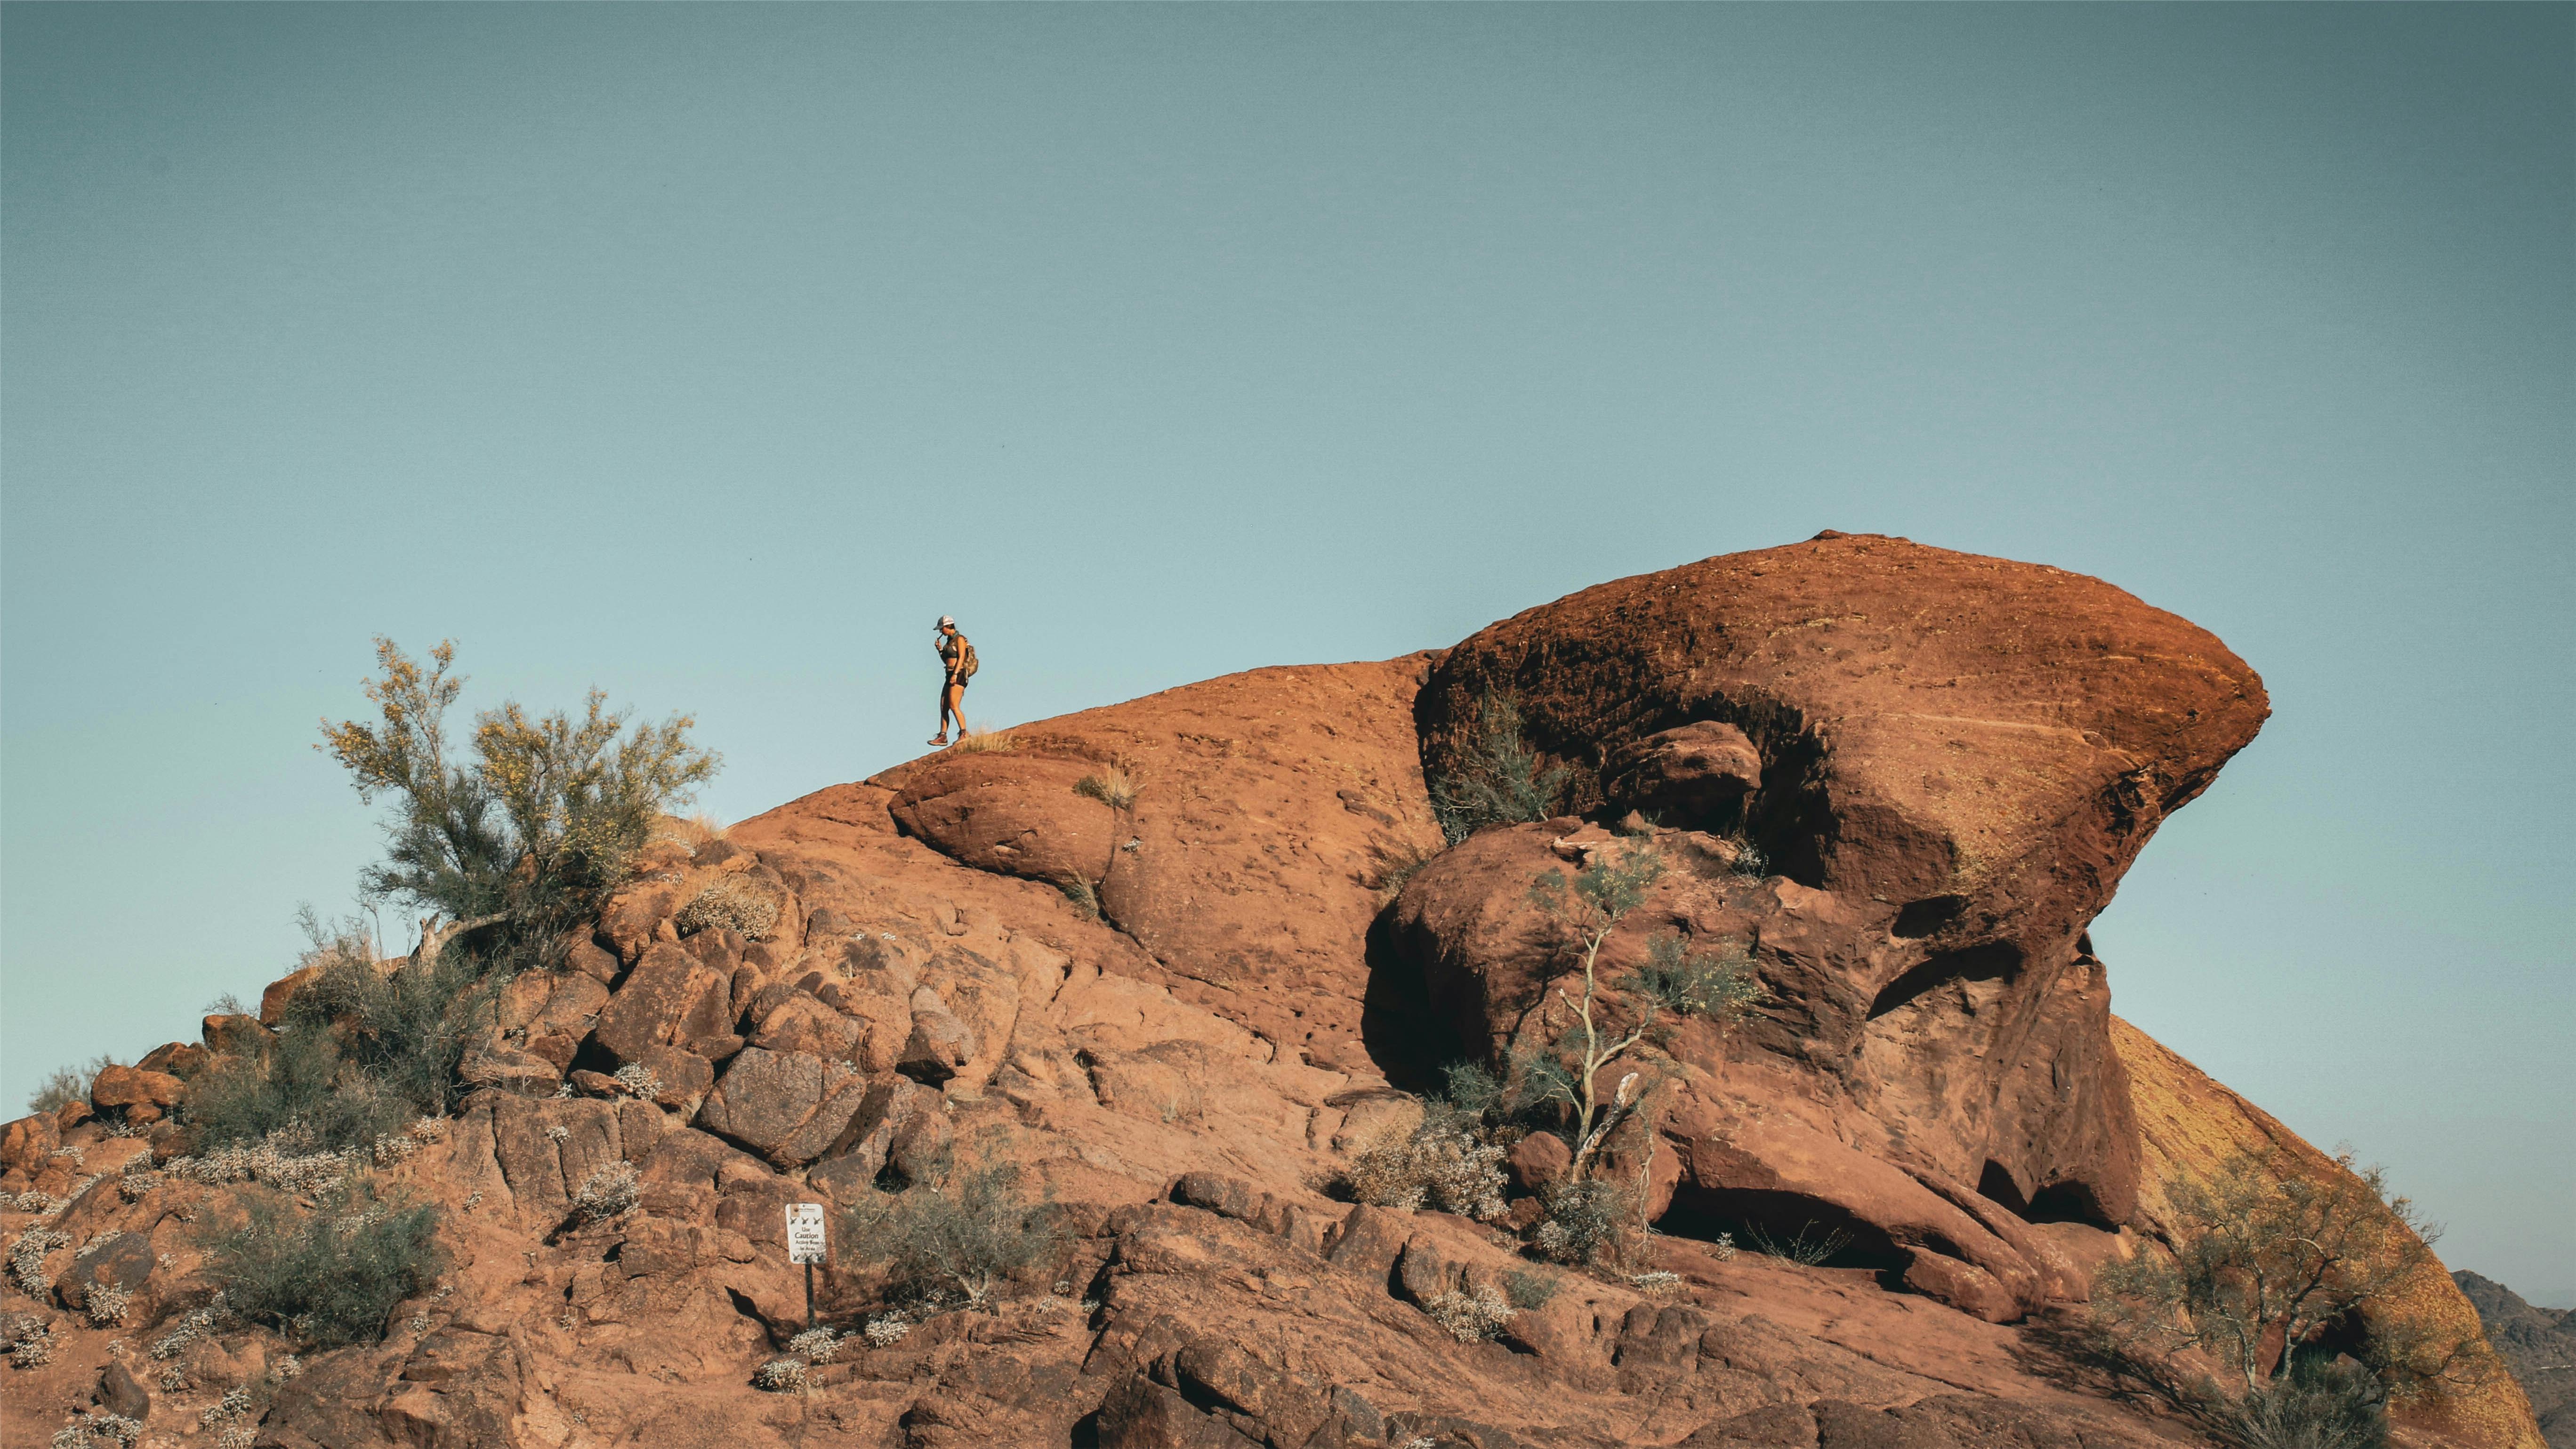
[929,615,976,746]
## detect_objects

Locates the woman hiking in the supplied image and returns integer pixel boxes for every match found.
[929,616,976,746]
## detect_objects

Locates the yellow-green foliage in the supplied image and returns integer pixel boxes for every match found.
[317,637,718,961]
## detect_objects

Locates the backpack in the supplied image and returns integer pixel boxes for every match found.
[955,638,979,680]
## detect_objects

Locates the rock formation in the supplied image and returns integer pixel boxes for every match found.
[0,534,2540,1449]
[2452,1273,2574,1449]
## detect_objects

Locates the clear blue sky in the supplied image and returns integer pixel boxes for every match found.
[4,5,2567,1301]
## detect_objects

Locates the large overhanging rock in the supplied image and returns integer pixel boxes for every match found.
[1394,532,2269,1320]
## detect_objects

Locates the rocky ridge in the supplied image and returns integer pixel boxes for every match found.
[0,534,2542,1449]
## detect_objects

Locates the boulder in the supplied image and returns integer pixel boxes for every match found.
[863,655,1446,1063]
[56,1232,154,1315]
[692,1046,868,1166]
[133,1041,207,1080]
[1604,720,1764,817]
[89,1064,184,1114]
[590,942,731,1069]
[458,1030,564,1098]
[898,986,977,1084]
[0,1111,60,1176]
[1388,535,2272,1318]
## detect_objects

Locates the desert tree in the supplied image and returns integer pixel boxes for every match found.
[317,637,718,969]
[1520,842,1762,1182]
[2089,1146,2492,1449]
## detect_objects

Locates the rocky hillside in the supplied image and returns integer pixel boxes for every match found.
[0,533,2544,1449]
[2454,1273,2574,1449]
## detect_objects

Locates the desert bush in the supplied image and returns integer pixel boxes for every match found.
[1529,1179,1630,1266]
[319,637,719,973]
[2209,1354,2391,1449]
[610,1063,662,1099]
[751,1356,807,1392]
[1503,1270,1557,1310]
[1726,837,1771,878]
[200,1178,443,1349]
[1428,690,1571,844]
[2084,1147,2484,1449]
[184,915,503,1154]
[1342,1116,1507,1221]
[10,1228,69,1297]
[674,875,780,940]
[1422,1284,1514,1343]
[788,1326,843,1364]
[1072,766,1138,811]
[26,1055,114,1115]
[82,1282,132,1328]
[569,1162,639,1224]
[1630,931,1763,1025]
[843,1162,1060,1311]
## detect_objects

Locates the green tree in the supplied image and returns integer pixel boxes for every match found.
[317,637,718,968]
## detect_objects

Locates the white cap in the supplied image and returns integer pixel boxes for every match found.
[937,616,955,629]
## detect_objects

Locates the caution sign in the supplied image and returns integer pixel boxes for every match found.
[785,1202,828,1265]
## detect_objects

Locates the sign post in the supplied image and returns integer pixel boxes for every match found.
[785,1202,827,1332]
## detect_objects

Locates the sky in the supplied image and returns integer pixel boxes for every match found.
[2,5,2568,1302]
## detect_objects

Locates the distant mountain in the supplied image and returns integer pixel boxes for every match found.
[2457,1271,2576,1449]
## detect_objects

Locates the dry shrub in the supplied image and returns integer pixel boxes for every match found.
[950,726,1015,754]
[751,1356,807,1392]
[570,1162,639,1224]
[675,875,780,940]
[1342,1117,1506,1221]
[1072,766,1138,811]
[1422,1284,1514,1343]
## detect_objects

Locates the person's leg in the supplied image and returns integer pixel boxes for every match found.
[943,681,967,735]
[930,678,952,744]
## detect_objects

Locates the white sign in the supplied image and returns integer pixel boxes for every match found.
[785,1203,827,1265]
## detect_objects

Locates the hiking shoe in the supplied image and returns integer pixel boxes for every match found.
[927,735,949,747]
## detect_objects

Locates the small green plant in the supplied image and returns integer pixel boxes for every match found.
[201,1177,443,1349]
[26,1056,113,1115]
[1368,837,1443,905]
[1629,931,1764,1024]
[843,1161,1060,1311]
[1503,1269,1558,1310]
[1072,766,1138,811]
[1428,689,1572,844]
[1743,1219,1852,1266]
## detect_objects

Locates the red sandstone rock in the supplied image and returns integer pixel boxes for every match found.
[87,1064,184,1113]
[6,539,2537,1449]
